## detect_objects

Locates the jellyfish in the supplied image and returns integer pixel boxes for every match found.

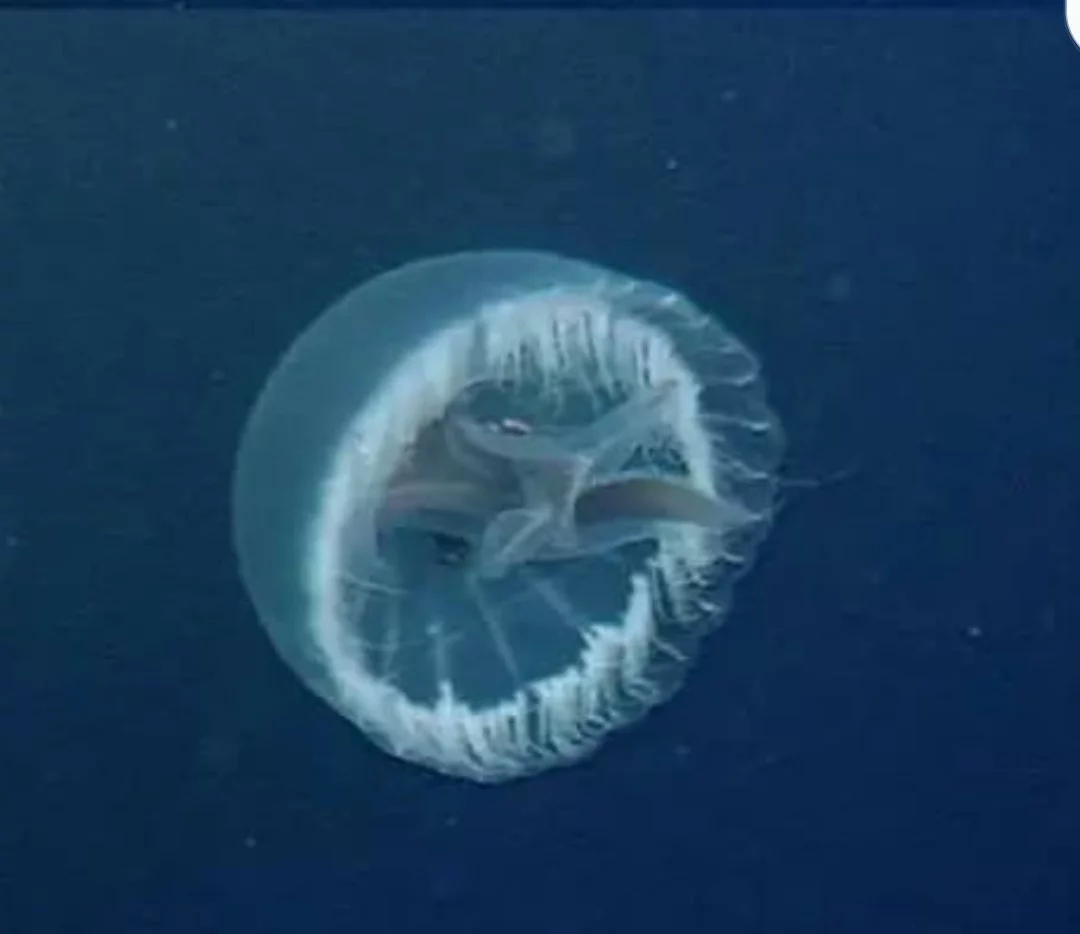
[232,250,783,783]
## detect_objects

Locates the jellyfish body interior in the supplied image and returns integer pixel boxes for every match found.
[232,250,783,783]
[378,377,754,581]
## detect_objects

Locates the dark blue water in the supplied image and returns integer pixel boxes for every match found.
[0,13,1075,934]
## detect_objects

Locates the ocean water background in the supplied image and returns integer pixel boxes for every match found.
[0,13,1076,933]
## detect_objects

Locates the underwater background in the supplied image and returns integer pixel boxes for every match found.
[0,12,1076,934]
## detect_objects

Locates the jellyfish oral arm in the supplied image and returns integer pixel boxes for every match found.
[474,505,560,579]
[378,380,745,578]
[472,471,754,577]
[381,479,496,518]
[526,474,752,564]
[575,474,755,531]
[559,378,678,479]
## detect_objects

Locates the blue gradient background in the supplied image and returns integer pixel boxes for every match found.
[0,13,1075,934]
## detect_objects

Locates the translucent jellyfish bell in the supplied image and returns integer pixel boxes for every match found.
[232,251,783,783]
